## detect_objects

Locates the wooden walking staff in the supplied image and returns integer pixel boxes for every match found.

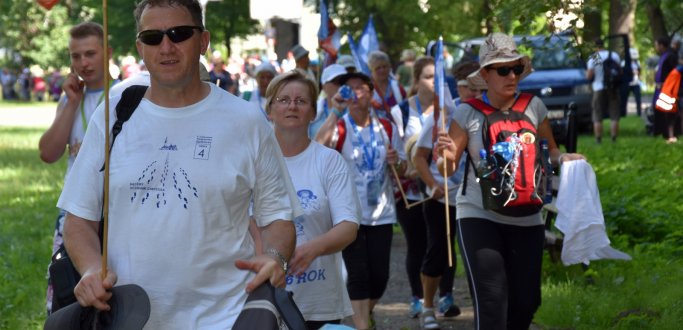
[434,36,453,267]
[101,0,111,281]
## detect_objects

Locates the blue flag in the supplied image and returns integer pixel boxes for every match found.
[317,0,329,40]
[347,32,371,75]
[358,15,379,67]
[432,36,445,148]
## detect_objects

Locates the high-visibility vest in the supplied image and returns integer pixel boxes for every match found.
[655,65,683,113]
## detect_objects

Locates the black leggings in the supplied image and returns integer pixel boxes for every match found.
[342,224,393,300]
[421,200,457,281]
[396,201,457,298]
[457,218,545,330]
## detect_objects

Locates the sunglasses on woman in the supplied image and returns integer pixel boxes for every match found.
[487,64,525,76]
[137,25,203,46]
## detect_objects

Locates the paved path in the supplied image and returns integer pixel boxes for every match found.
[0,103,55,128]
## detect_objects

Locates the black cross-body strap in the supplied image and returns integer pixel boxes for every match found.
[99,85,148,171]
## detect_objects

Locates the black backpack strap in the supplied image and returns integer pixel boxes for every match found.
[100,85,148,171]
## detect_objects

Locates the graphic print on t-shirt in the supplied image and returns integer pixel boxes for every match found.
[129,137,199,209]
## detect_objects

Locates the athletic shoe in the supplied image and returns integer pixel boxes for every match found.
[419,309,440,330]
[438,294,462,317]
[409,296,423,318]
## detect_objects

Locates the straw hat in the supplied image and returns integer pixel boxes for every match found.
[467,33,532,89]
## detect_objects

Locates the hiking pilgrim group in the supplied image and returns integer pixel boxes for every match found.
[40,0,588,329]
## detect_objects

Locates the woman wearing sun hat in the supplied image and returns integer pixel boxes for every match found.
[435,33,585,329]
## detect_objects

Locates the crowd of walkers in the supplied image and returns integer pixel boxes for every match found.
[40,1,592,329]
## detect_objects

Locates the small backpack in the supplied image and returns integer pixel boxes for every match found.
[462,93,548,217]
[602,51,623,89]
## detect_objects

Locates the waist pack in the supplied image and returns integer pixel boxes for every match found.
[462,93,549,217]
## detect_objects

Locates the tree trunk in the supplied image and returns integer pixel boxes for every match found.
[581,0,602,45]
[644,1,668,41]
[609,0,636,44]
[482,0,494,35]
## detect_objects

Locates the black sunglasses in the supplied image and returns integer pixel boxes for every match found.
[487,64,525,76]
[137,25,203,46]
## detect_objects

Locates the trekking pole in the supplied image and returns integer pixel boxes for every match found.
[101,0,110,281]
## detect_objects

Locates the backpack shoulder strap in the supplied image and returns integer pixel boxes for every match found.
[510,93,534,113]
[378,117,393,141]
[334,118,346,152]
[465,98,496,115]
[112,85,148,144]
[100,85,148,172]
[398,99,410,131]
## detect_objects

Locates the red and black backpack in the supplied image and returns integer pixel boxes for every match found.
[462,93,547,217]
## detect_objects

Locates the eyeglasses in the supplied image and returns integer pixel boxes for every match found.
[487,64,525,76]
[274,97,309,107]
[137,25,203,46]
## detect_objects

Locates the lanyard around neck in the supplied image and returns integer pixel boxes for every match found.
[347,115,377,171]
[80,90,105,131]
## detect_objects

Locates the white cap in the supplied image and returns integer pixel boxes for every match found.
[336,54,356,70]
[255,62,277,76]
[321,64,347,84]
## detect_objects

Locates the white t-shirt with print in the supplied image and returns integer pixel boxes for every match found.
[64,88,106,179]
[58,83,296,329]
[284,141,359,321]
[335,114,405,226]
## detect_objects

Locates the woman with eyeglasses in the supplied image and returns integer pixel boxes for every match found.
[368,50,407,121]
[316,70,407,330]
[435,33,585,329]
[263,69,360,330]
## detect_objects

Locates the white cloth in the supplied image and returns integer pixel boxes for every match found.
[555,159,631,266]
[587,50,621,92]
[335,114,405,226]
[284,141,359,321]
[58,83,296,329]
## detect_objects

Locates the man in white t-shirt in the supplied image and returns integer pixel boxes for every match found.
[38,22,114,314]
[586,39,621,143]
[58,1,297,328]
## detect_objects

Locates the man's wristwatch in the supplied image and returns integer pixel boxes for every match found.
[265,248,288,273]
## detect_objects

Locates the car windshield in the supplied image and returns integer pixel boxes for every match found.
[519,37,584,70]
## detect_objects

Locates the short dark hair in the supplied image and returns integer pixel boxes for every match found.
[134,0,204,31]
[451,60,480,81]
[69,22,104,44]
[656,36,671,48]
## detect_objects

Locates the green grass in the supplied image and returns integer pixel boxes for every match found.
[0,126,65,329]
[1,114,682,328]
[535,116,683,329]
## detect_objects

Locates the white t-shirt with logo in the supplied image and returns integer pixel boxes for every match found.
[284,141,359,321]
[64,88,105,179]
[58,83,296,329]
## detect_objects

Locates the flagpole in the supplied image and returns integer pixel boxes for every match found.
[436,36,453,267]
[101,0,110,281]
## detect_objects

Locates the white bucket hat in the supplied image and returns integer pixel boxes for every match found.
[467,33,532,89]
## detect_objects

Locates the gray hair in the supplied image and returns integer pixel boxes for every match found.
[368,50,391,71]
